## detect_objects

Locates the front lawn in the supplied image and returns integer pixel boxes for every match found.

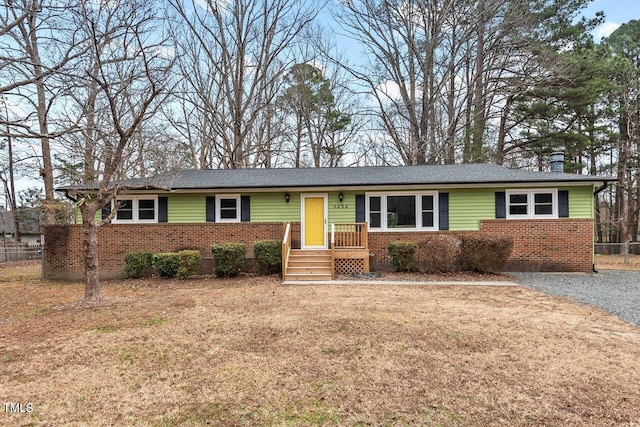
[1,263,639,426]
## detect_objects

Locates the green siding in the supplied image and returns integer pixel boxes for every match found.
[562,186,593,218]
[246,191,357,223]
[328,191,357,223]
[74,205,104,223]
[167,194,206,223]
[248,192,300,222]
[448,188,497,231]
[448,186,594,231]
[73,185,595,226]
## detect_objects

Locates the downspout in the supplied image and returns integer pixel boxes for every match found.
[593,182,608,196]
[592,181,610,273]
[61,190,78,203]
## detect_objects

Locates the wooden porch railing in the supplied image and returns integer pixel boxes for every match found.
[331,222,368,249]
[282,222,291,280]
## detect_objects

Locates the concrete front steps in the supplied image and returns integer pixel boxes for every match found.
[284,249,332,281]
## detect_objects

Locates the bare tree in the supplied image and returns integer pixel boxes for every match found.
[63,0,173,301]
[0,0,89,224]
[332,0,599,166]
[334,0,477,165]
[167,0,321,169]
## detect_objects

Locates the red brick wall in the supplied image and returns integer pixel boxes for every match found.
[480,219,593,272]
[44,223,286,280]
[45,218,594,279]
[368,218,594,273]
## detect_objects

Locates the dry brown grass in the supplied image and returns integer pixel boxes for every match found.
[2,262,640,426]
[596,254,640,271]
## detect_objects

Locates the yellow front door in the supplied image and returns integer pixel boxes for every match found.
[303,196,326,248]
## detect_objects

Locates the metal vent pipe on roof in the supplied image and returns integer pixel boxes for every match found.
[550,152,564,172]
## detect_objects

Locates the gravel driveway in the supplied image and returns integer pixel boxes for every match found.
[511,270,640,326]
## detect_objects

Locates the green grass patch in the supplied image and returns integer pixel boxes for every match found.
[94,325,118,333]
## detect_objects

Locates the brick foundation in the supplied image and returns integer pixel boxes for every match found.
[45,218,594,280]
[479,219,593,272]
[368,219,594,273]
[44,223,286,280]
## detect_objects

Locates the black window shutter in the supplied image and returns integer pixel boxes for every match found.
[158,197,168,222]
[206,196,216,222]
[241,196,250,222]
[355,194,365,222]
[438,192,449,230]
[101,203,111,220]
[558,190,569,218]
[495,192,506,219]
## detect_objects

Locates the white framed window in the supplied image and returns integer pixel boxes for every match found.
[216,194,241,222]
[112,196,158,223]
[506,189,558,219]
[366,192,438,231]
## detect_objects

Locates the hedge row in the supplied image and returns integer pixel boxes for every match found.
[123,240,282,279]
[124,249,203,279]
[388,233,513,274]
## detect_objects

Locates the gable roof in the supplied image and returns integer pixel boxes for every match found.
[59,163,612,193]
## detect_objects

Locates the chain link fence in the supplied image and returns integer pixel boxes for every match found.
[595,242,640,270]
[0,245,43,263]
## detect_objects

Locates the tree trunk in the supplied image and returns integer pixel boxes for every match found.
[28,12,56,225]
[496,95,513,165]
[6,121,21,242]
[617,142,630,244]
[81,206,102,301]
[470,0,486,163]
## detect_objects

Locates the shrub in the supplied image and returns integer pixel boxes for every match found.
[387,241,417,272]
[151,253,181,278]
[458,233,514,273]
[415,235,460,273]
[211,243,246,277]
[177,250,202,279]
[254,240,282,275]
[123,251,153,278]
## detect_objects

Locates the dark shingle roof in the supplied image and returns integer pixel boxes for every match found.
[59,164,612,192]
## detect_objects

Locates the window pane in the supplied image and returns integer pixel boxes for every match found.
[117,210,133,220]
[510,194,527,204]
[218,197,238,220]
[138,199,155,220]
[535,204,553,215]
[387,196,416,228]
[220,198,237,209]
[534,193,552,204]
[139,199,155,209]
[422,195,433,211]
[370,212,381,228]
[369,196,381,212]
[118,200,133,210]
[116,200,133,220]
[220,209,236,219]
[138,210,155,220]
[510,205,528,215]
[422,212,434,227]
